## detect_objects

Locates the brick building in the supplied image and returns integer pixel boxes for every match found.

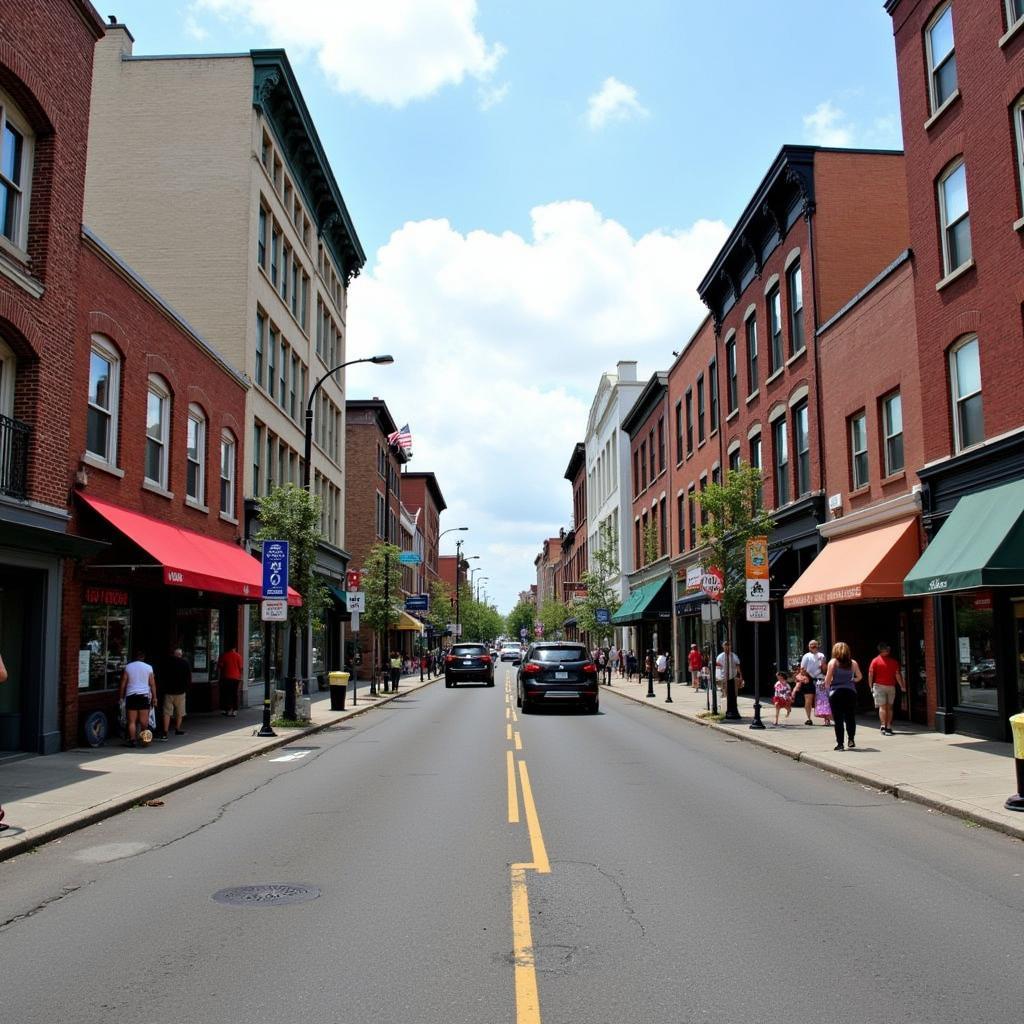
[65,230,252,747]
[614,371,673,659]
[0,0,105,754]
[402,471,448,598]
[888,0,1024,739]
[534,536,562,617]
[561,443,588,641]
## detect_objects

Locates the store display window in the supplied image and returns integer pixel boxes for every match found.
[80,587,131,691]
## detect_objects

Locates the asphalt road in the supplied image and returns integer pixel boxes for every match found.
[1,666,1022,1024]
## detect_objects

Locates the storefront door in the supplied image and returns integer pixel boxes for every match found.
[1014,600,1024,717]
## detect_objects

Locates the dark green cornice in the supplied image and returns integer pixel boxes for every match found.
[251,50,366,283]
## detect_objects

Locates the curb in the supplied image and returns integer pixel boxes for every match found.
[606,684,1024,843]
[0,675,440,864]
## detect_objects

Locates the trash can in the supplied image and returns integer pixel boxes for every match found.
[1007,712,1024,811]
[329,671,349,711]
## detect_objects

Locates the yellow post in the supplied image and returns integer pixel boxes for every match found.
[1006,713,1024,811]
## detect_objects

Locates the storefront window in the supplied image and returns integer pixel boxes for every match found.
[785,606,823,674]
[1014,601,1024,715]
[312,620,327,678]
[176,607,214,682]
[80,589,131,691]
[247,604,282,684]
[954,592,996,710]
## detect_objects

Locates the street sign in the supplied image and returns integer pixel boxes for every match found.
[595,608,611,625]
[745,536,769,579]
[398,551,423,565]
[346,591,365,613]
[261,598,288,621]
[701,602,722,623]
[745,578,769,601]
[261,540,289,598]
[346,570,362,591]
[701,567,724,601]
[447,622,462,636]
[405,594,429,612]
[519,627,527,638]
[746,601,770,622]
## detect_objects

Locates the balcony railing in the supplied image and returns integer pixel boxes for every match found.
[0,413,30,499]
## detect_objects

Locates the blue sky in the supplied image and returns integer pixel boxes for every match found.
[109,1,902,614]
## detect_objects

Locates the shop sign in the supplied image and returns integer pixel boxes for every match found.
[595,608,611,625]
[78,650,90,689]
[398,551,422,565]
[969,593,993,611]
[261,598,288,622]
[405,594,428,612]
[346,591,365,613]
[701,567,724,601]
[746,601,770,623]
[685,565,703,592]
[84,586,129,606]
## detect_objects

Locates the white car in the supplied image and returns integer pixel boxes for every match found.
[499,643,523,664]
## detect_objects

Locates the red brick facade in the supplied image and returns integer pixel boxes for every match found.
[402,471,447,593]
[624,373,671,571]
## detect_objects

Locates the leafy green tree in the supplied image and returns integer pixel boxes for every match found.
[642,521,659,565]
[538,596,570,639]
[506,598,535,641]
[361,542,403,684]
[425,579,453,640]
[459,586,503,642]
[256,484,327,719]
[575,521,621,644]
[696,462,775,719]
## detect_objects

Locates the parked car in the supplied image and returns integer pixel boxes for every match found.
[516,642,599,714]
[499,643,523,664]
[445,643,494,687]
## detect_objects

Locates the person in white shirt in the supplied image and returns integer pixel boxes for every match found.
[119,651,157,747]
[655,651,668,682]
[797,639,826,726]
[715,642,743,695]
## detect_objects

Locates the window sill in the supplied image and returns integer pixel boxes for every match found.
[923,89,961,132]
[697,439,707,450]
[1014,215,1024,233]
[999,17,1024,48]
[185,497,209,514]
[935,259,975,292]
[219,511,239,525]
[746,389,760,405]
[143,479,174,500]
[726,409,739,423]
[880,469,906,486]
[764,368,784,387]
[0,243,44,299]
[785,347,807,368]
[848,484,871,500]
[82,452,125,479]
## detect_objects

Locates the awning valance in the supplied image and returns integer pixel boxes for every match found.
[904,479,1024,595]
[80,494,301,604]
[784,517,919,608]
[612,576,670,624]
[395,610,424,632]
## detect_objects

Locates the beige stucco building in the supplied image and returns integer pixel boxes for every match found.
[83,24,365,683]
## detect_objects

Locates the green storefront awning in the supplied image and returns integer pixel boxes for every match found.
[904,479,1024,596]
[612,577,669,624]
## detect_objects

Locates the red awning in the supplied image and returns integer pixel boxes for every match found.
[80,495,301,605]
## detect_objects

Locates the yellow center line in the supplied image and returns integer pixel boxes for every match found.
[506,706,511,720]
[507,749,519,823]
[510,865,541,1022]
[516,759,550,874]
[514,731,522,751]
[506,723,513,741]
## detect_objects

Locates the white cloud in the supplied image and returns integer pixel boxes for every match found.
[586,77,650,131]
[346,203,728,612]
[478,81,510,111]
[184,15,208,41]
[193,0,505,107]
[802,101,854,147]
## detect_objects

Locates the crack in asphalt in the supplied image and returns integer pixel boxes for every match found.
[0,882,91,933]
[561,859,648,941]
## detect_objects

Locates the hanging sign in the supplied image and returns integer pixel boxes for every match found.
[262,540,289,598]
[701,567,724,601]
[746,536,769,579]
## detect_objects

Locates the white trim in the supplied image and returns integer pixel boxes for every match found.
[763,272,780,295]
[1000,3,1024,47]
[87,335,120,467]
[1014,95,1024,223]
[788,384,809,408]
[0,89,35,253]
[783,246,801,271]
[935,257,975,292]
[747,422,762,440]
[949,334,983,453]
[937,159,970,278]
[923,88,960,131]
[145,374,171,490]
[819,490,921,539]
[142,479,174,500]
[925,1,957,117]
[82,451,124,478]
[723,327,736,345]
[727,439,741,455]
[767,402,787,423]
[186,403,207,505]
[744,303,757,320]
[745,388,760,405]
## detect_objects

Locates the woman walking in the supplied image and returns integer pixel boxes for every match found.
[823,642,863,751]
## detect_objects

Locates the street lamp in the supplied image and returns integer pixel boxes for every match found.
[457,553,479,638]
[476,576,488,601]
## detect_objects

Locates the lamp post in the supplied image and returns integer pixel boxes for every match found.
[458,553,479,639]
[438,527,467,657]
[295,353,392,714]
[476,576,488,602]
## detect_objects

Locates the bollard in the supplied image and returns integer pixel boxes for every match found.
[1005,713,1024,811]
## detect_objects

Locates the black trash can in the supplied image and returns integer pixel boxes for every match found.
[329,671,349,711]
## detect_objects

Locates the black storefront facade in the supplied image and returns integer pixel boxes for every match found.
[905,432,1024,742]
[612,568,673,669]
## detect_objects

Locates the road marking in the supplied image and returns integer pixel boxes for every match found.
[507,749,519,823]
[506,723,513,741]
[516,760,550,874]
[269,749,314,762]
[511,709,518,723]
[506,707,511,721]
[514,731,522,751]
[511,865,541,1023]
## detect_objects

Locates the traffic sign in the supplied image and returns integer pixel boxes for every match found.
[595,608,611,625]
[745,578,769,601]
[346,591,365,613]
[261,598,288,621]
[261,540,289,598]
[346,570,361,591]
[746,601,770,622]
[519,627,527,638]
[447,623,463,636]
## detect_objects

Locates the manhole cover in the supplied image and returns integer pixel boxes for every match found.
[212,884,321,907]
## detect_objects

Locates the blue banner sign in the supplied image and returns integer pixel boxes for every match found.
[595,608,611,625]
[405,594,429,612]
[262,540,289,598]
[398,551,423,565]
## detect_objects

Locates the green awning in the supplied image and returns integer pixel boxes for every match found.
[904,479,1024,596]
[612,577,669,624]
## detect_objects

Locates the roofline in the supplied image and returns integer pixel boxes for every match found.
[621,372,669,436]
[884,0,901,13]
[79,3,108,38]
[345,398,409,461]
[816,249,913,336]
[564,442,586,482]
[82,225,248,390]
[402,471,448,512]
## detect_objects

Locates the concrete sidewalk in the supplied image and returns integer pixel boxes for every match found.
[604,673,1024,842]
[0,671,438,863]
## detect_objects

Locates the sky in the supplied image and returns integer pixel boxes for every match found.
[109,0,902,615]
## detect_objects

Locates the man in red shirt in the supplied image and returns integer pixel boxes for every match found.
[217,646,244,717]
[868,642,905,736]
[687,644,704,690]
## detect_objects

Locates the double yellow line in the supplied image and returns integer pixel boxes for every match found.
[505,675,549,1024]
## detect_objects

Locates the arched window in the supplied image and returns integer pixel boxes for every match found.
[220,429,236,518]
[87,336,120,465]
[145,375,171,488]
[186,404,206,504]
[949,335,983,452]
[0,88,34,252]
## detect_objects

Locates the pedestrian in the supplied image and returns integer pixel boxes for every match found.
[869,642,906,736]
[655,650,668,683]
[715,641,743,696]
[771,669,793,725]
[217,645,243,717]
[609,644,620,680]
[797,639,826,725]
[823,642,863,751]
[597,646,607,683]
[159,647,191,740]
[643,651,652,682]
[389,650,401,691]
[119,649,157,747]
[688,643,704,690]
[0,651,7,830]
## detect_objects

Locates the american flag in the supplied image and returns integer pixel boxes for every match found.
[387,423,413,451]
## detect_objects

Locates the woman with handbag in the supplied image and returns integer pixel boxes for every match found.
[822,642,863,751]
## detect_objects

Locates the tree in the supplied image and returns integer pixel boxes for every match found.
[256,484,327,719]
[696,462,775,720]
[506,598,535,641]
[575,521,621,644]
[361,542,403,688]
[538,596,570,639]
[642,521,659,565]
[425,578,453,640]
[458,586,503,642]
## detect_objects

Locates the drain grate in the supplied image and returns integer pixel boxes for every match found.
[212,884,321,907]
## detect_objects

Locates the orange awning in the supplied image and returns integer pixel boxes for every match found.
[80,494,301,605]
[783,517,920,608]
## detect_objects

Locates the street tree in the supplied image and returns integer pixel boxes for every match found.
[458,586,502,642]
[360,541,403,688]
[506,598,535,641]
[575,521,621,645]
[538,596,570,639]
[425,578,453,642]
[255,483,327,720]
[696,462,775,719]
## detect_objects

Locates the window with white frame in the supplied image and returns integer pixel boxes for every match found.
[882,391,904,476]
[938,160,971,275]
[850,411,869,489]
[749,432,763,508]
[1014,96,1024,217]
[255,310,265,388]
[787,262,804,355]
[257,206,267,270]
[220,430,236,517]
[186,405,206,503]
[926,3,957,114]
[725,337,738,413]
[145,376,170,488]
[794,401,810,496]
[1010,0,1024,33]
[950,335,983,451]
[0,90,33,251]
[768,286,783,371]
[745,314,758,394]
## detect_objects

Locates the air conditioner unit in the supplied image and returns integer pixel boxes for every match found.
[828,493,843,512]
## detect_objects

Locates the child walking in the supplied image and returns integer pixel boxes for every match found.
[814,676,833,726]
[771,670,793,726]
